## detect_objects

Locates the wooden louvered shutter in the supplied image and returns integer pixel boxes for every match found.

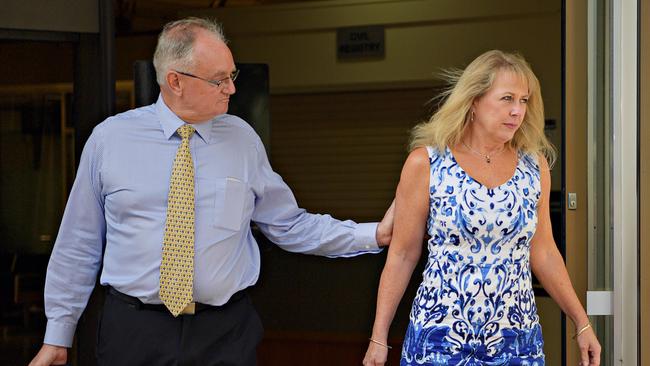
[270,88,437,222]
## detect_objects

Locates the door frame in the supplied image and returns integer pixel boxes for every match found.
[564,0,589,363]
[639,0,648,364]
[565,0,640,364]
[611,0,638,363]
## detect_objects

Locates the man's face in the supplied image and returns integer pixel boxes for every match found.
[177,30,237,122]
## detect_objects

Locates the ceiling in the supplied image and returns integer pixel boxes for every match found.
[115,0,327,34]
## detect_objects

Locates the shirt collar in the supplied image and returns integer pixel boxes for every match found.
[155,94,213,143]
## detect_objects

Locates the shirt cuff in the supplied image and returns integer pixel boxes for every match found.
[44,320,76,348]
[354,222,379,249]
[327,222,383,258]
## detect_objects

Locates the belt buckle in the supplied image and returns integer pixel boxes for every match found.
[180,302,196,315]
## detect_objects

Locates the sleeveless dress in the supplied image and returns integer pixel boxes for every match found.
[401,146,545,365]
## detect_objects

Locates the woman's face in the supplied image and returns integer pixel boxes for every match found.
[471,70,529,144]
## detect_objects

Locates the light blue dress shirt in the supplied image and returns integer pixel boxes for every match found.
[43,95,380,347]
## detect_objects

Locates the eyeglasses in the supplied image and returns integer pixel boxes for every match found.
[174,69,240,88]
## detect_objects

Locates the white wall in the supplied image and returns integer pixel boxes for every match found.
[187,0,563,188]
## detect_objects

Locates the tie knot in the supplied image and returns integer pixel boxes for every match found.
[177,125,195,140]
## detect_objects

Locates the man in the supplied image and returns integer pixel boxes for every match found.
[30,17,393,366]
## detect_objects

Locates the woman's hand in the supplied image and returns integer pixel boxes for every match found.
[362,341,389,366]
[576,326,601,366]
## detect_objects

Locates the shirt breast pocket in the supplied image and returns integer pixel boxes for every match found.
[214,177,248,232]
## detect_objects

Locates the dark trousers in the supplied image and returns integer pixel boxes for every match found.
[97,287,264,366]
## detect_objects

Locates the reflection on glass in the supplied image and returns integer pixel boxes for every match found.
[0,93,73,254]
[588,0,614,364]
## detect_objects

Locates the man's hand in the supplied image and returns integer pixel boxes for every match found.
[29,344,67,366]
[375,199,395,246]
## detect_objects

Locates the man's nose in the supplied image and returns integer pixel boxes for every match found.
[222,79,236,95]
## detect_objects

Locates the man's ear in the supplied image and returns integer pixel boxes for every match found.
[166,71,183,95]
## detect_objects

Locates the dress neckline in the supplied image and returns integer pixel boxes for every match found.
[445,146,521,190]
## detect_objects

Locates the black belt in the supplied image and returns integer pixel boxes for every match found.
[107,286,246,315]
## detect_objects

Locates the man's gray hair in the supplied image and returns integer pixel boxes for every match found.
[153,17,226,86]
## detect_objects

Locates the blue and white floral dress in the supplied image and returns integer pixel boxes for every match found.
[401,146,545,365]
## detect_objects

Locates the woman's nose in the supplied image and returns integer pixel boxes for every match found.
[510,103,524,116]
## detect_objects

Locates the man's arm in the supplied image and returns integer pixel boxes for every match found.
[37,130,107,357]
[250,140,390,256]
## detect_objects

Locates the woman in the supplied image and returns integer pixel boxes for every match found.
[363,50,600,365]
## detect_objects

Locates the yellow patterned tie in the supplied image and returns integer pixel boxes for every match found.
[159,124,196,316]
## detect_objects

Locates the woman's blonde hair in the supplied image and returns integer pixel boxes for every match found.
[409,50,556,165]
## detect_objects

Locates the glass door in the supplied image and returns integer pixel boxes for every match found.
[586,0,638,364]
[0,39,76,366]
[586,1,614,364]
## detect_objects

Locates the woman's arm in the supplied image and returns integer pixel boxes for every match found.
[530,156,601,366]
[363,147,431,366]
